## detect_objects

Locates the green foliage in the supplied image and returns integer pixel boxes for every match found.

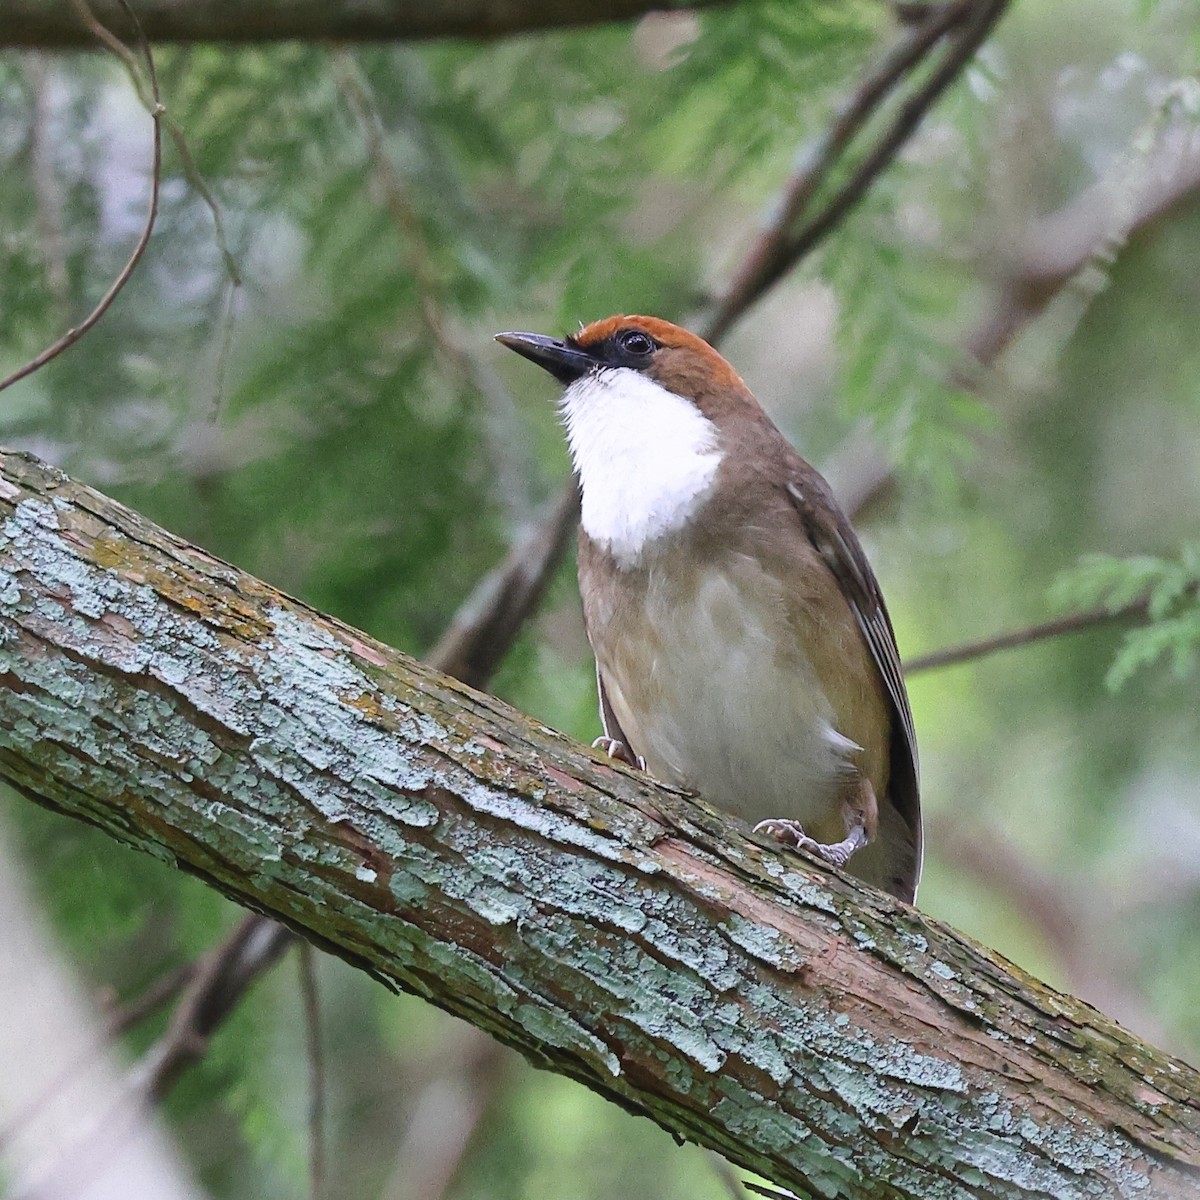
[824,198,995,492]
[1052,546,1200,689]
[655,0,878,182]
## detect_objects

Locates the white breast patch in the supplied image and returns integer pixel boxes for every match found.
[560,368,723,568]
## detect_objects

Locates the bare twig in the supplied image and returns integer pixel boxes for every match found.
[703,0,1009,342]
[0,0,162,397]
[208,274,239,421]
[905,582,1199,675]
[161,115,242,286]
[298,944,326,1200]
[107,962,200,1033]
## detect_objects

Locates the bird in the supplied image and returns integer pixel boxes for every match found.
[495,316,921,902]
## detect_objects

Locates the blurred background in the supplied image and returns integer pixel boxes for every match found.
[1,1,1199,1197]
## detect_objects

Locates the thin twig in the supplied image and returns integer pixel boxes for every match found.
[905,582,1199,674]
[298,943,326,1200]
[0,0,162,396]
[703,0,1009,342]
[208,273,239,421]
[163,115,242,285]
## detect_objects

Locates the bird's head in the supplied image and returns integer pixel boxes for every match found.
[495,315,750,420]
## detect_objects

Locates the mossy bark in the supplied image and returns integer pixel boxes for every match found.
[0,448,1196,1199]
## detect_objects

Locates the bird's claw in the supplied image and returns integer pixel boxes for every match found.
[592,736,646,771]
[753,818,855,867]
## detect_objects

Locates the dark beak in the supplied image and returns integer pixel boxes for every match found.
[494,331,597,384]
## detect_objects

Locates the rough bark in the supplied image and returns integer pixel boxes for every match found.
[0,446,1196,1200]
[3,0,731,48]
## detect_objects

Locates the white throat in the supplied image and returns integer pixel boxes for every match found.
[560,367,723,569]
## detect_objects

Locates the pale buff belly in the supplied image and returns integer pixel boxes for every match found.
[593,560,858,841]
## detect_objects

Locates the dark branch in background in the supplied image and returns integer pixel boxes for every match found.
[2,0,739,48]
[129,914,293,1099]
[429,484,582,689]
[703,0,1009,343]
[0,0,161,397]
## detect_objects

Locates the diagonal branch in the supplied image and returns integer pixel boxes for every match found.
[129,916,293,1099]
[702,0,1009,343]
[0,449,1197,1200]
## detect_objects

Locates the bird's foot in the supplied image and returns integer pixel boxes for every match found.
[753,818,867,869]
[592,736,646,771]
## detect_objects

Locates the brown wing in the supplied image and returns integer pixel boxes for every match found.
[785,478,922,878]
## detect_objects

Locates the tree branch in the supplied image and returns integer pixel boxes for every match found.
[3,0,737,49]
[905,581,1200,674]
[129,915,293,1099]
[0,447,1196,1198]
[703,0,1009,343]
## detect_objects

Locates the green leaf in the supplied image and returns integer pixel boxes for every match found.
[1052,546,1200,690]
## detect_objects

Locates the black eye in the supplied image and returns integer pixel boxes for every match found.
[618,330,655,356]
